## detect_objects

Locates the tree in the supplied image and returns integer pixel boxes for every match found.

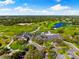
[24,50,43,59]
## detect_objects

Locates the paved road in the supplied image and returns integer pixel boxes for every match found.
[30,27,40,33]
[63,41,79,51]
[28,39,44,51]
[6,38,14,48]
[56,54,66,59]
[51,41,66,59]
[63,41,79,59]
[5,38,14,51]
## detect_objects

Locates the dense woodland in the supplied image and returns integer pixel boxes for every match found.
[0,16,79,25]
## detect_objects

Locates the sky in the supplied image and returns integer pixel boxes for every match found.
[0,0,79,15]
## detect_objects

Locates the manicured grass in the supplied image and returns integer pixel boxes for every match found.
[10,41,26,50]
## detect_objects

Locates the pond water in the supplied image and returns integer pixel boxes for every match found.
[54,22,65,28]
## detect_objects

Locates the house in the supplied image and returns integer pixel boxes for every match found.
[16,31,62,41]
[40,31,62,40]
[16,32,33,41]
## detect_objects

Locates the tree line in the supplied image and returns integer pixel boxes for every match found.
[0,16,53,26]
[0,16,79,26]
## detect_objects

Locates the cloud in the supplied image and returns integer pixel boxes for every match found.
[14,7,33,13]
[0,8,11,11]
[50,4,70,11]
[0,0,15,5]
[60,9,79,15]
[0,5,79,15]
[13,7,54,15]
